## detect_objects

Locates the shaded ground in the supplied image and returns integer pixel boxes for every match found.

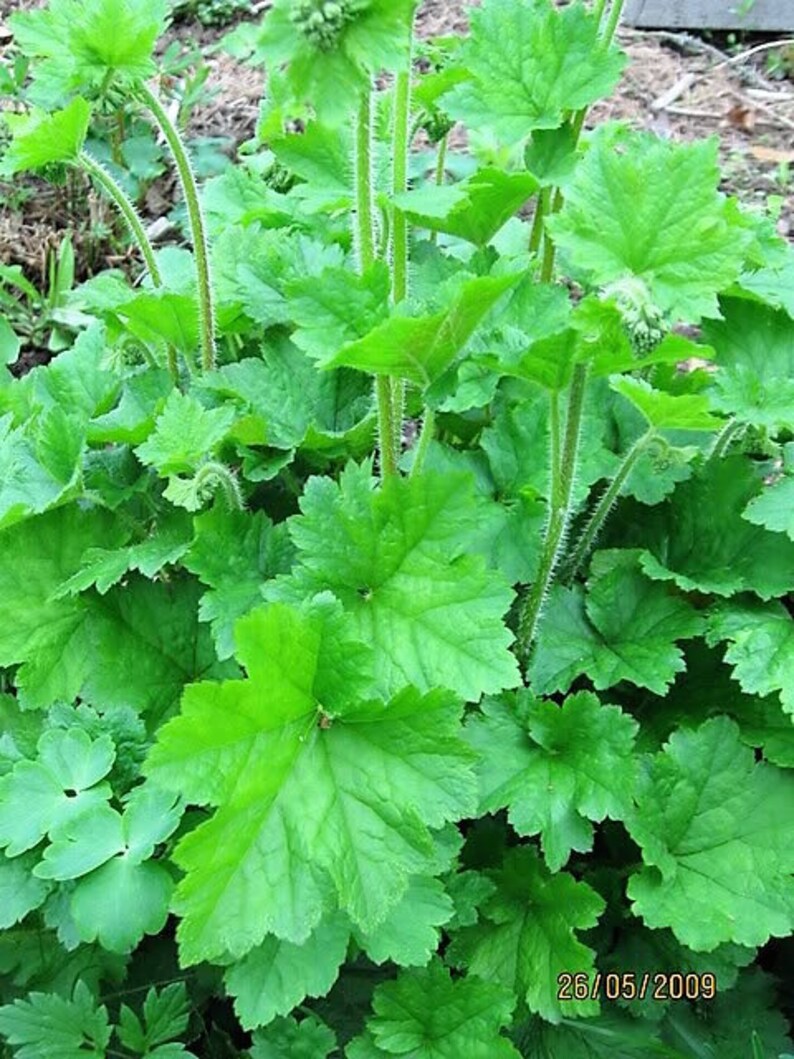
[1,0,793,288]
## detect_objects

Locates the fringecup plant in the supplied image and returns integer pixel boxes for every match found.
[9,0,217,371]
[0,0,793,1055]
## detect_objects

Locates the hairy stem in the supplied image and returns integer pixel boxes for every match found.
[517,364,588,665]
[354,92,377,271]
[602,0,627,47]
[430,134,448,247]
[390,65,413,464]
[564,429,654,582]
[355,92,397,477]
[410,407,436,477]
[78,150,178,383]
[536,0,624,279]
[136,80,216,373]
[392,69,411,304]
[529,187,551,255]
[79,151,162,286]
[709,417,742,460]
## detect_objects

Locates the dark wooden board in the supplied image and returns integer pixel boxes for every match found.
[623,0,794,31]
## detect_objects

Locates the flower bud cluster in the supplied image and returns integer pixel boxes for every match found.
[290,0,368,51]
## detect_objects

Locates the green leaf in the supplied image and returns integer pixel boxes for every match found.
[252,0,417,124]
[610,376,722,431]
[623,456,794,599]
[134,390,236,476]
[118,292,201,356]
[71,857,174,953]
[662,968,791,1059]
[34,784,181,881]
[82,576,233,721]
[480,385,619,504]
[603,922,754,1023]
[11,0,168,103]
[0,412,84,532]
[516,1011,673,1058]
[24,321,119,421]
[88,368,173,445]
[271,120,353,209]
[630,641,794,770]
[354,875,454,966]
[0,506,128,707]
[548,134,750,320]
[443,0,624,145]
[34,804,126,881]
[225,912,350,1029]
[145,601,476,963]
[394,169,539,247]
[743,475,794,541]
[706,600,794,715]
[184,506,294,659]
[117,983,191,1054]
[348,959,520,1058]
[199,340,373,452]
[449,847,605,1023]
[2,98,90,174]
[0,853,51,928]
[703,298,794,431]
[626,717,794,950]
[0,728,113,856]
[524,125,580,187]
[737,244,794,318]
[528,550,703,695]
[326,273,520,386]
[273,465,520,699]
[0,316,20,368]
[47,786,181,952]
[0,981,111,1059]
[288,262,390,361]
[466,691,638,870]
[250,1015,337,1059]
[330,275,522,387]
[55,511,192,596]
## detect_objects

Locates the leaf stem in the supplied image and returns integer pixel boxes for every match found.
[410,407,435,477]
[392,70,411,305]
[602,0,627,47]
[517,364,588,665]
[136,80,216,373]
[354,92,377,271]
[430,133,448,247]
[529,187,551,255]
[564,429,654,582]
[390,65,413,465]
[355,92,397,478]
[78,150,178,383]
[709,417,742,461]
[78,151,161,287]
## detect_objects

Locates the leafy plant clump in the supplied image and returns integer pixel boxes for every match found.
[1,0,794,1056]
